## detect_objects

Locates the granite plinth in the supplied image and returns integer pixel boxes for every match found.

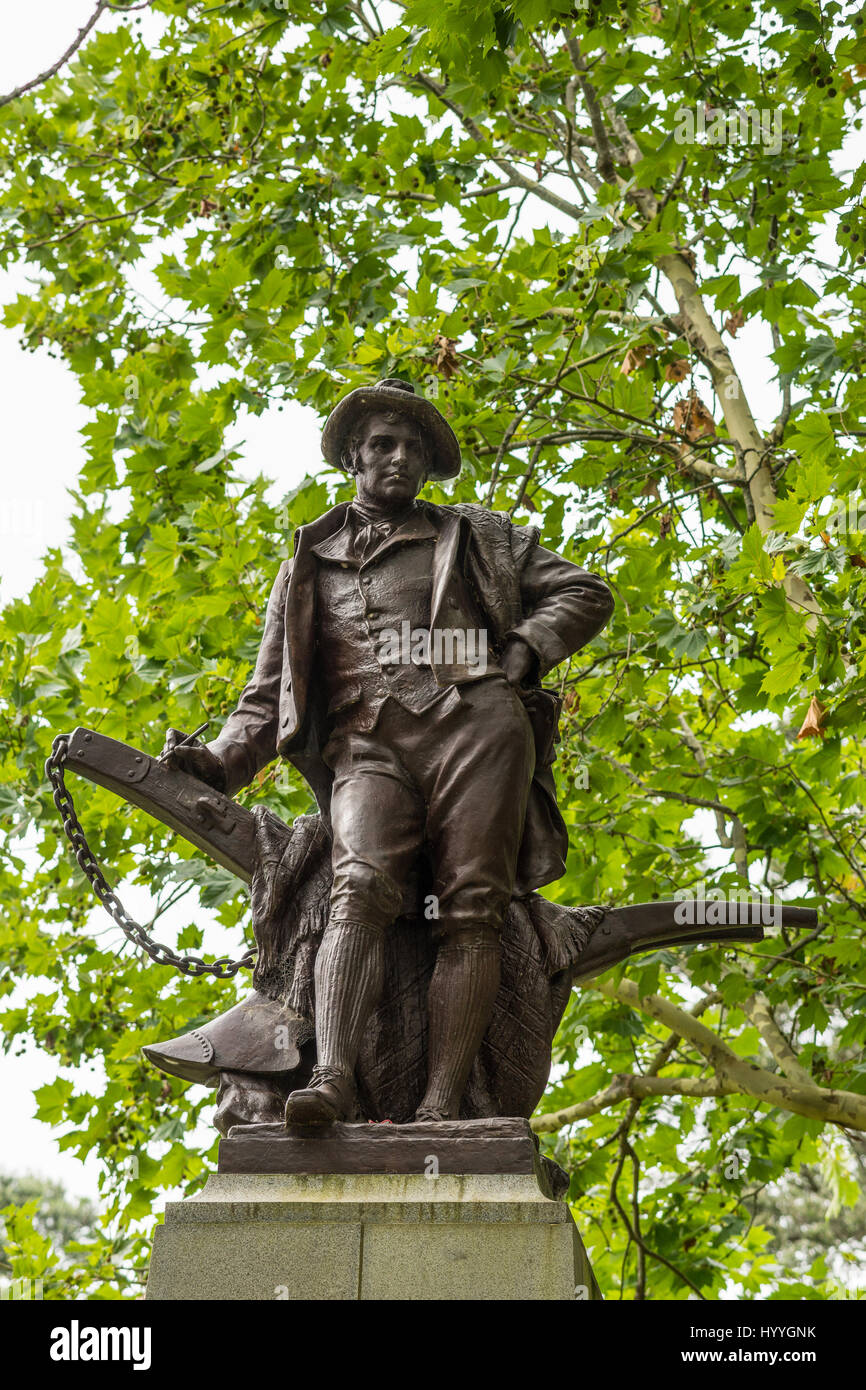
[145,1164,600,1301]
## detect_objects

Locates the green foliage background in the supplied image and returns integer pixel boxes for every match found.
[0,0,865,1299]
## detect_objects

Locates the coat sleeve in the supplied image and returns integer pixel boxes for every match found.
[509,541,614,679]
[206,560,291,795]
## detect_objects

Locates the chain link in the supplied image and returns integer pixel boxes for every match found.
[45,735,256,979]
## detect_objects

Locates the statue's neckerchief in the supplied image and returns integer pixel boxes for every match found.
[349,498,420,561]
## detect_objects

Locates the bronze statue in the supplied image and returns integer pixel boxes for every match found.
[160,377,615,1126]
[48,378,814,1142]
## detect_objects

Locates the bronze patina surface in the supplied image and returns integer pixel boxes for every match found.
[49,377,817,1148]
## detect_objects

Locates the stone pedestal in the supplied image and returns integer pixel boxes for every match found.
[145,1169,600,1301]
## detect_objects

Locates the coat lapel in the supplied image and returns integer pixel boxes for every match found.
[311,505,439,566]
[429,505,464,632]
[285,504,351,727]
[310,512,357,565]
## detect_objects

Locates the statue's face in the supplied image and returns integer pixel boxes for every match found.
[352,412,428,509]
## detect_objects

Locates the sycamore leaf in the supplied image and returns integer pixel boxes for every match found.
[672,390,715,440]
[33,1078,75,1125]
[621,344,651,375]
[664,358,690,383]
[760,647,808,697]
[788,413,836,467]
[773,495,809,535]
[726,524,774,590]
[651,609,707,658]
[724,308,745,337]
[797,696,826,739]
[430,333,460,379]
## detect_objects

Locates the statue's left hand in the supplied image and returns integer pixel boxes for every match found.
[500,636,536,687]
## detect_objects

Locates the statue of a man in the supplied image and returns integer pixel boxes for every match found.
[163,379,614,1125]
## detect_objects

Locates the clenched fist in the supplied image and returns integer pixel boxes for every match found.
[500,636,537,688]
[160,727,226,792]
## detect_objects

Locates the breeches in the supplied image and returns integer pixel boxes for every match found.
[323,679,536,936]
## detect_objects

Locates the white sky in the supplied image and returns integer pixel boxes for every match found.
[0,4,844,1206]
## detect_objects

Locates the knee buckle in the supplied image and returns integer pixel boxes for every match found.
[439,924,500,952]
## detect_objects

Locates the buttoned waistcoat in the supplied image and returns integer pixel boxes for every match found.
[207,500,615,894]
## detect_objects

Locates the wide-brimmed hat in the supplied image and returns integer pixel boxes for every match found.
[321,378,461,482]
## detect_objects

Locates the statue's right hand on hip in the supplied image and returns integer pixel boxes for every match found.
[500,635,536,688]
[160,727,227,792]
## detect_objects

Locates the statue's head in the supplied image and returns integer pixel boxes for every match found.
[342,410,430,509]
[321,378,461,511]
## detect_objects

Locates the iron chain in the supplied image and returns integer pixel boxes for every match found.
[45,735,255,979]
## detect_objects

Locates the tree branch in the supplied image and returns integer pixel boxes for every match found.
[587,978,866,1131]
[743,992,816,1089]
[533,1072,734,1132]
[563,33,620,183]
[17,189,168,251]
[410,72,585,222]
[0,2,151,109]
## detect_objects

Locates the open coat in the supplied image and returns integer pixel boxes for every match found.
[207,500,615,896]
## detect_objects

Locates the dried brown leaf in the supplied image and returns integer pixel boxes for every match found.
[431,333,460,380]
[796,696,825,740]
[621,344,651,376]
[724,308,746,338]
[665,358,690,383]
[672,390,716,441]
